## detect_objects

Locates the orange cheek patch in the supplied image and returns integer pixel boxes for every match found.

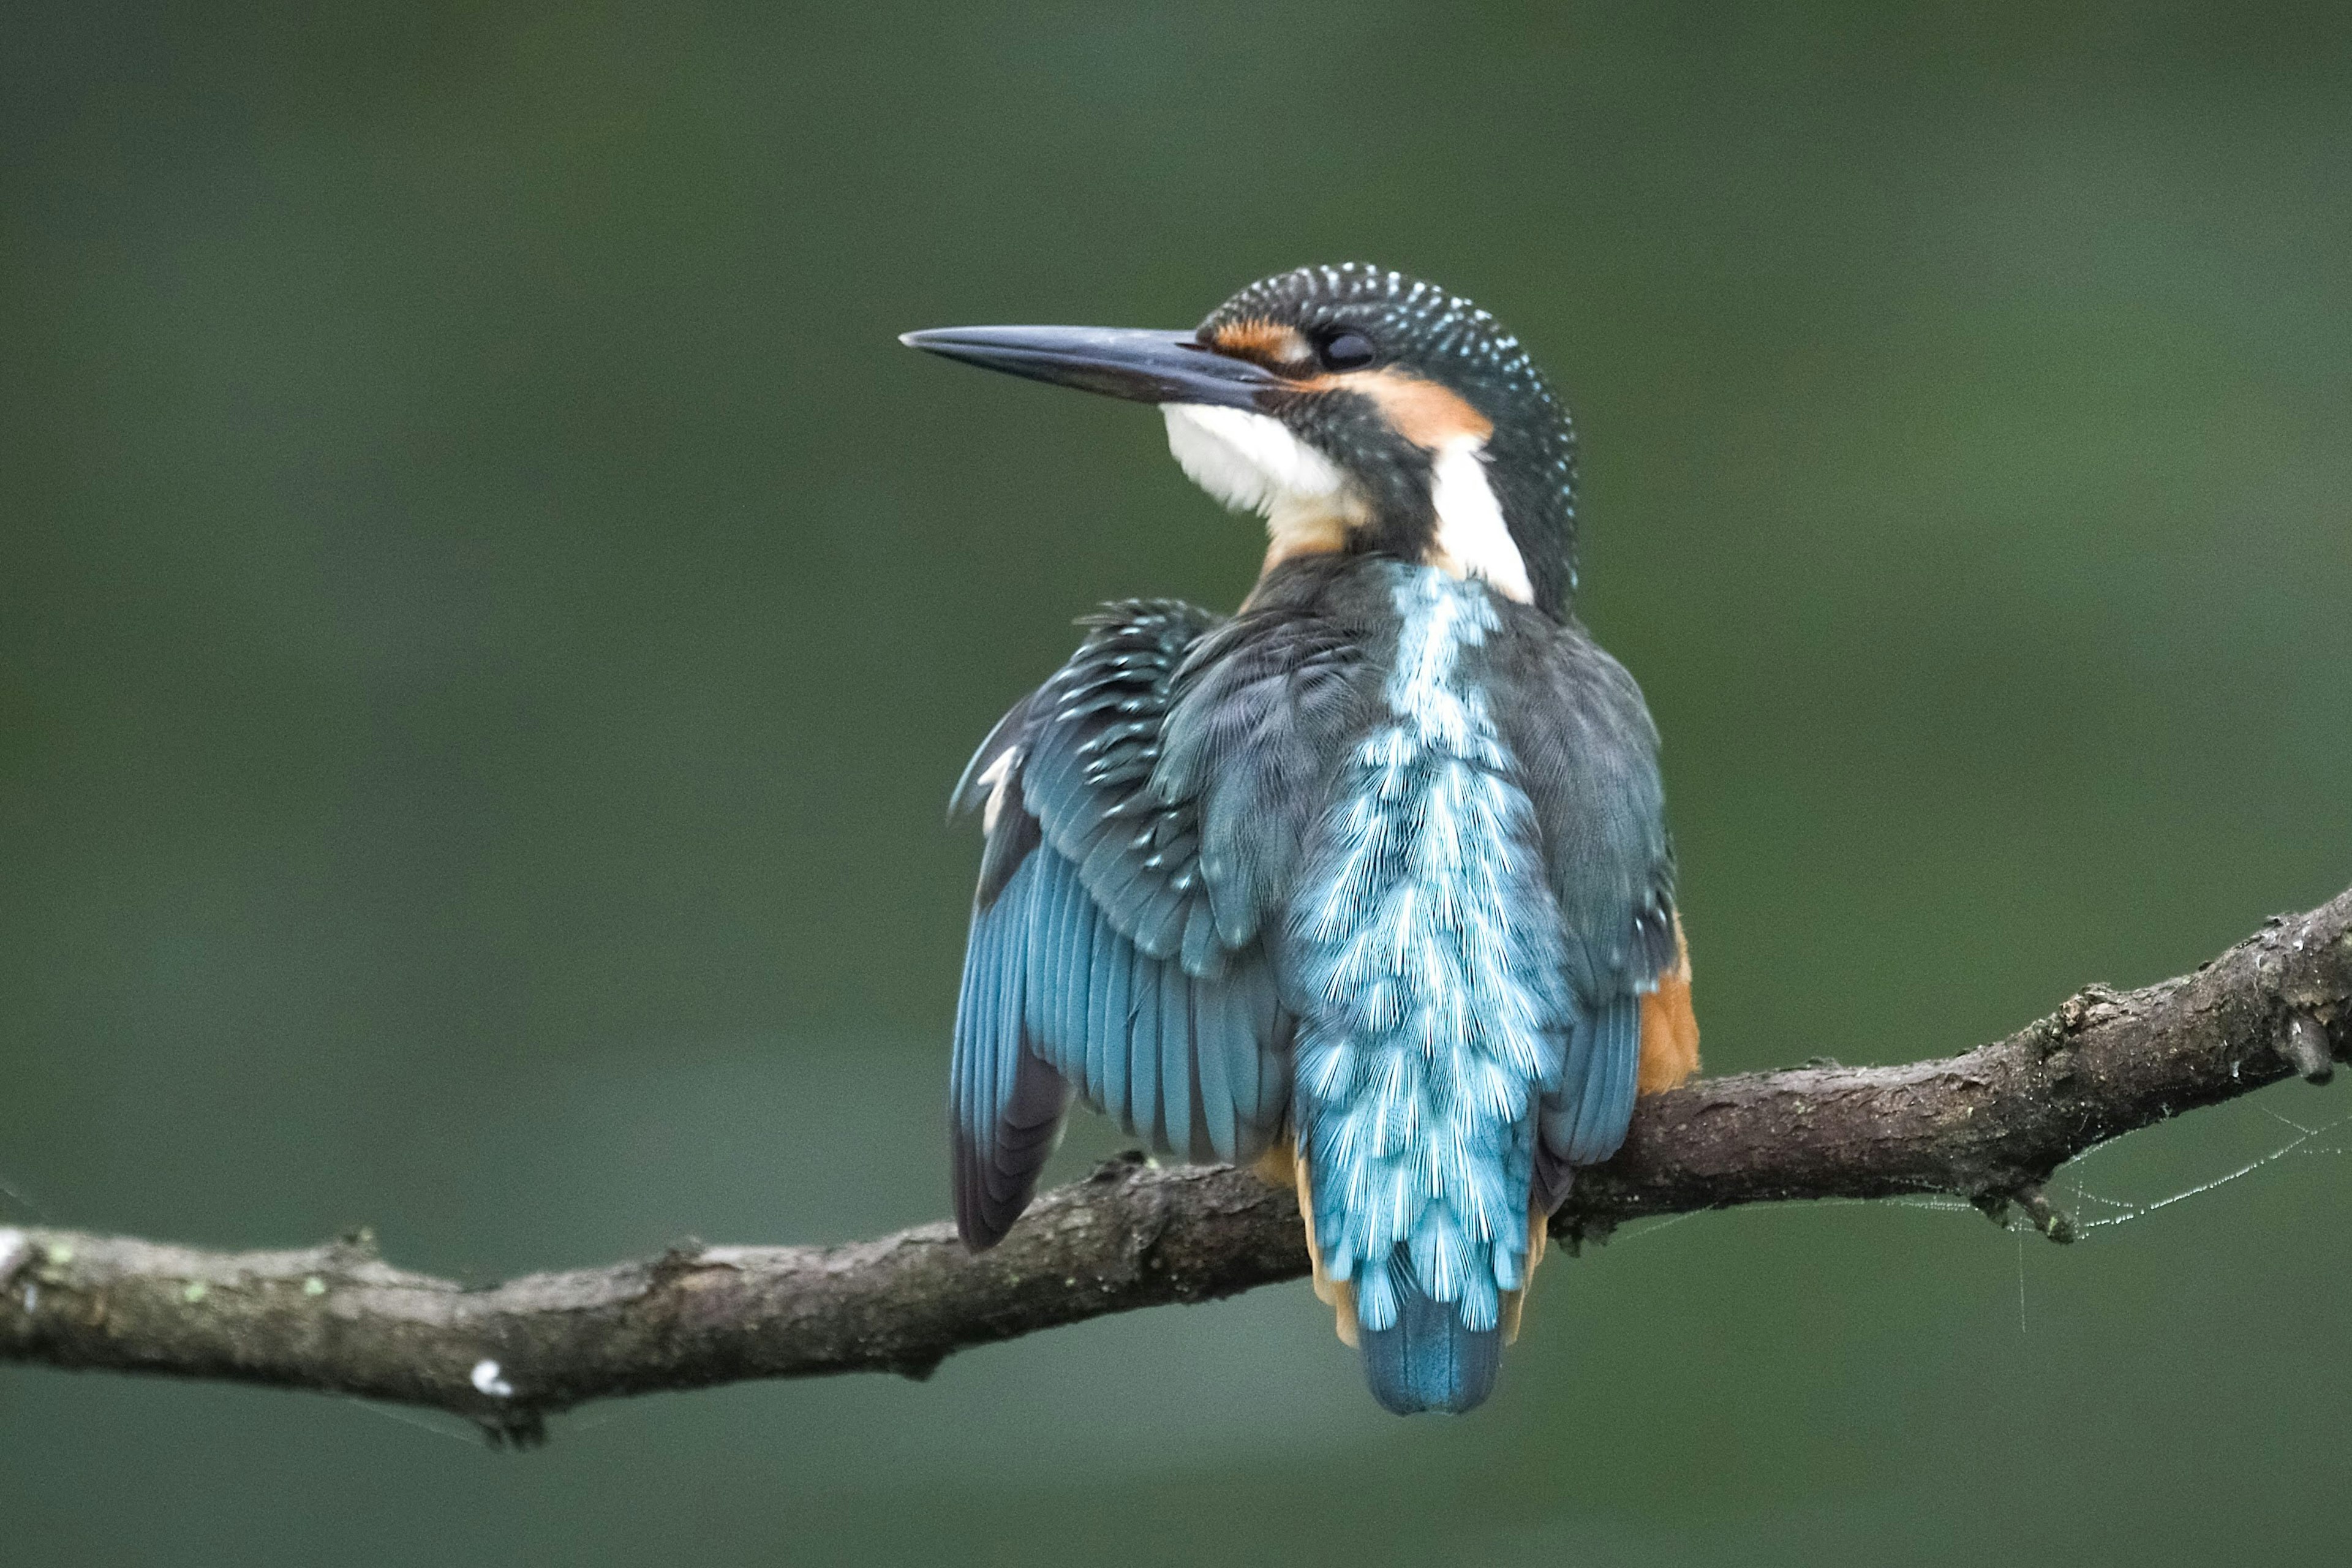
[1637,913,1700,1095]
[1341,369,1494,450]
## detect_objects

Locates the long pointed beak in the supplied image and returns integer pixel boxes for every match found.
[898,325,1283,409]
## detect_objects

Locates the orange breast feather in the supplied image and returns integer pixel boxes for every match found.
[1637,913,1700,1095]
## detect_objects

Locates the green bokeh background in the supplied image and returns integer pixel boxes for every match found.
[6,4,2351,1562]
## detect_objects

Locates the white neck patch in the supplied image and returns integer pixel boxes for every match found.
[1161,402,1531,604]
[1427,437,1532,603]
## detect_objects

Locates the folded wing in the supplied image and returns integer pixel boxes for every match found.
[949,600,1317,1248]
[1490,614,1694,1208]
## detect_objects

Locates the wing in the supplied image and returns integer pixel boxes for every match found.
[949,600,1315,1248]
[1488,611,1692,1207]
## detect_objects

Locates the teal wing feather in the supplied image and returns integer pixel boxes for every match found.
[948,601,1298,1249]
[1485,608,1682,1205]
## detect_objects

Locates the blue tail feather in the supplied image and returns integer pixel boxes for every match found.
[1359,1269,1503,1415]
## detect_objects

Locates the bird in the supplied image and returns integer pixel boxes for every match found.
[903,262,1698,1415]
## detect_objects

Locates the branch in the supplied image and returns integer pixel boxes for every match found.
[6,886,2348,1444]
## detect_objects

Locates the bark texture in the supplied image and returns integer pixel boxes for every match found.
[5,885,2347,1444]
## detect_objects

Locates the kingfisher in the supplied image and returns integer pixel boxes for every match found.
[905,263,1698,1414]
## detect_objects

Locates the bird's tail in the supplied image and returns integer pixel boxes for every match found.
[1272,1139,1547,1415]
[1358,1273,1502,1415]
[1357,1210,1550,1414]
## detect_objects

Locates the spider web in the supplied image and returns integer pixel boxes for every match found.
[1605,1099,2352,1248]
[2059,1105,2352,1235]
[1601,1096,2351,1338]
[0,1169,50,1224]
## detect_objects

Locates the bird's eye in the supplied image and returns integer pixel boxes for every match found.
[1318,330,1376,371]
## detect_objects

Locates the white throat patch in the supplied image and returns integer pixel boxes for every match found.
[1162,403,1362,568]
[1162,403,1348,514]
[1160,402,1531,603]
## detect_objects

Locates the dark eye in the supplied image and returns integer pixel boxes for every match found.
[1318,330,1376,371]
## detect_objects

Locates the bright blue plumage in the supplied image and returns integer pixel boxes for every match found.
[925,263,1690,1415]
[948,567,1672,1409]
[1287,566,1569,1412]
[947,604,1295,1245]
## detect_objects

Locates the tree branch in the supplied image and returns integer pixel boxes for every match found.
[6,886,2348,1444]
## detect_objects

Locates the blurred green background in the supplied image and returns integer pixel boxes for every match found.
[5,2,2351,1563]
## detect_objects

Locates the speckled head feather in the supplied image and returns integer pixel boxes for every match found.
[1199,263,1580,612]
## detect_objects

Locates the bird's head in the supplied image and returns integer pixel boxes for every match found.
[903,263,1579,612]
